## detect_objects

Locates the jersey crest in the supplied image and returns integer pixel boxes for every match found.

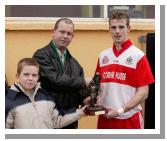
[102,56,109,64]
[125,56,133,65]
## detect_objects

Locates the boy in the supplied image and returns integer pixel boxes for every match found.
[5,58,86,129]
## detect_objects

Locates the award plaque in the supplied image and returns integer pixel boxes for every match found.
[85,73,105,116]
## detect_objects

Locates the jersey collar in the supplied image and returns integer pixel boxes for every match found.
[113,39,132,57]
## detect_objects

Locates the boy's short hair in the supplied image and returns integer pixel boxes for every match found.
[109,10,130,27]
[17,58,39,74]
[54,18,74,30]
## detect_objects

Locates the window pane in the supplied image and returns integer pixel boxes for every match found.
[5,5,103,18]
[108,5,155,19]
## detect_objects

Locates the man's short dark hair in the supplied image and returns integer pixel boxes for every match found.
[109,10,130,27]
[54,18,74,30]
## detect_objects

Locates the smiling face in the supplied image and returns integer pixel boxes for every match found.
[51,20,74,51]
[109,18,130,45]
[16,65,39,93]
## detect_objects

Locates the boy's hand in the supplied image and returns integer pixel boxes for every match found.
[76,105,88,116]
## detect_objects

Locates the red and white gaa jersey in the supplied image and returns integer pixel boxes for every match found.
[96,39,154,119]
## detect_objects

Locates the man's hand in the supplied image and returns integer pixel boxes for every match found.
[83,96,91,105]
[85,77,92,87]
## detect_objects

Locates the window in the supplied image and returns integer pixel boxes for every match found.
[5,5,104,18]
[6,5,155,19]
[108,5,155,19]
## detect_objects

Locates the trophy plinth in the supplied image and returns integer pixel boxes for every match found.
[84,73,105,116]
[85,105,105,116]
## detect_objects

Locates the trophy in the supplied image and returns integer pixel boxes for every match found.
[85,72,105,116]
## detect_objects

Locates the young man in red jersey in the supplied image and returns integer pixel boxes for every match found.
[95,10,154,129]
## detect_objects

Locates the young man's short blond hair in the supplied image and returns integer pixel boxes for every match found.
[109,10,130,27]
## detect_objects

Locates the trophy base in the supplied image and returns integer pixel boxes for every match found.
[85,105,105,116]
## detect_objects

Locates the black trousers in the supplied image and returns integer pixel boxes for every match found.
[61,121,78,129]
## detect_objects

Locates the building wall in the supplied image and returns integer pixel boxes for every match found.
[5,20,154,128]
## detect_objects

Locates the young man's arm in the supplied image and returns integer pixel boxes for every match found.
[105,85,148,118]
[123,85,148,112]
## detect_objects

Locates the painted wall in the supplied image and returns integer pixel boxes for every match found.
[5,20,154,128]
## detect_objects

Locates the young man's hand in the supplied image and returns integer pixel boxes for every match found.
[104,107,119,118]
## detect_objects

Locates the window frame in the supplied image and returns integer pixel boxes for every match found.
[5,5,155,31]
[5,17,155,23]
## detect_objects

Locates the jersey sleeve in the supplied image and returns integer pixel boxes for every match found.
[135,55,155,87]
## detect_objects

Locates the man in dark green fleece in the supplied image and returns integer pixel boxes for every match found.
[33,18,89,129]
